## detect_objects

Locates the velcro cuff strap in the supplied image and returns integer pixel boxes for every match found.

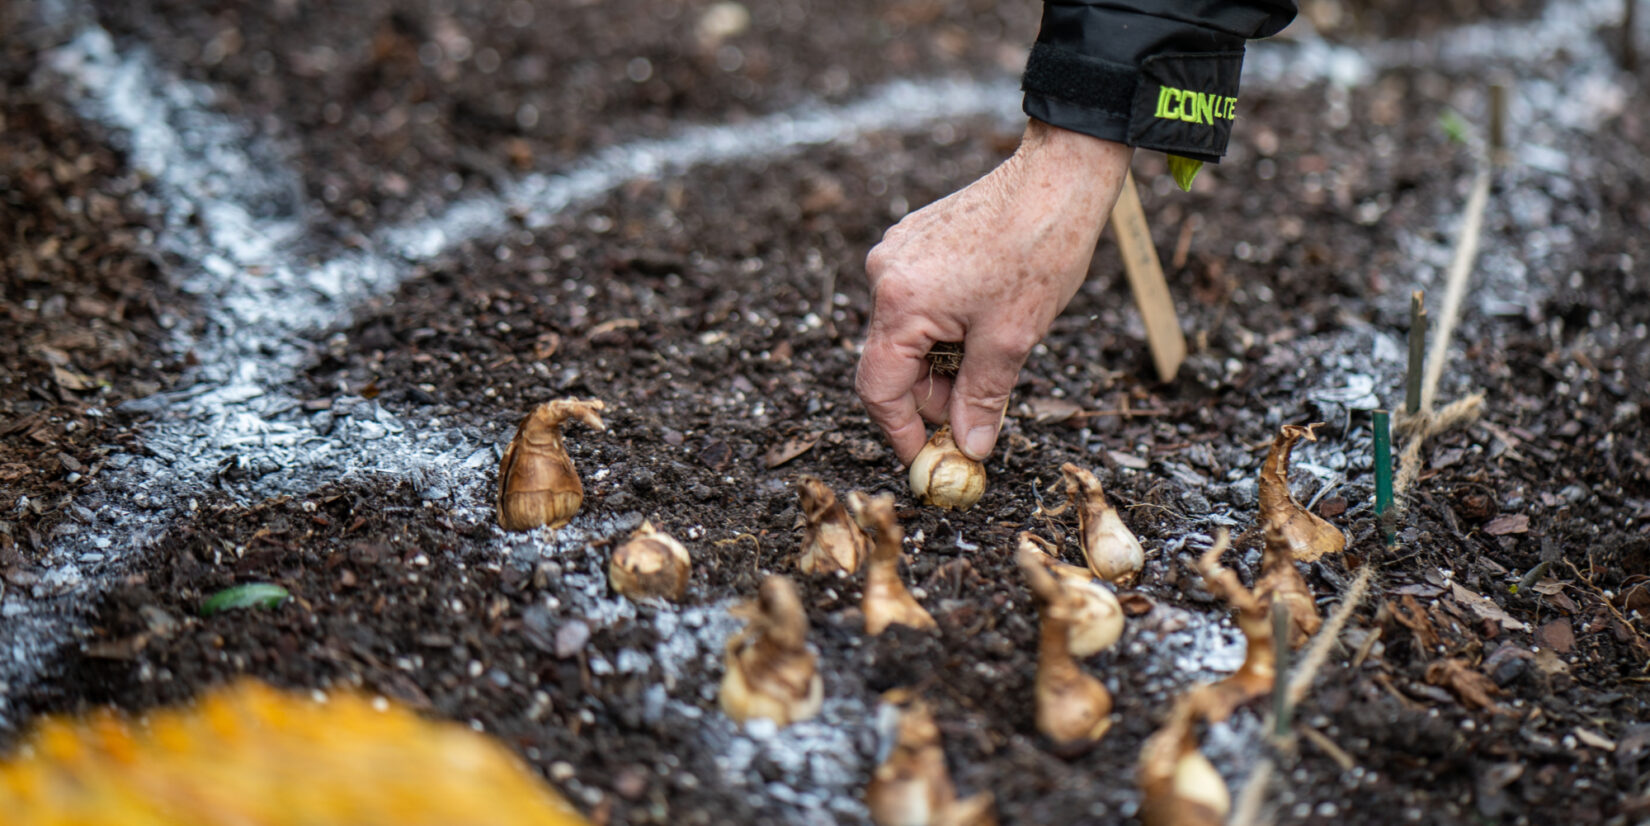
[1127,51,1245,159]
[1021,42,1136,118]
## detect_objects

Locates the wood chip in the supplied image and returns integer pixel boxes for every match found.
[1574,727,1616,751]
[1531,647,1570,677]
[1451,582,1530,632]
[1484,513,1531,536]
[51,365,98,391]
[1534,617,1574,654]
[1108,450,1149,470]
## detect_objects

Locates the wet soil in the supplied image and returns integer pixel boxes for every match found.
[4,1,1650,825]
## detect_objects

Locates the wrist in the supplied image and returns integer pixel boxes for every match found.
[1016,118,1131,172]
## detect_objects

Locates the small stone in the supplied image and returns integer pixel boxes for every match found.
[614,767,648,800]
[555,619,591,658]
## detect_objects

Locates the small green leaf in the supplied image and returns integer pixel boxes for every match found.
[1167,154,1203,192]
[201,583,290,617]
[1438,109,1472,145]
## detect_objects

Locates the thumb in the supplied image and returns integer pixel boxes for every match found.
[948,329,1030,461]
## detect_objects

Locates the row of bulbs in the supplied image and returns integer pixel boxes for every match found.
[495,399,1347,826]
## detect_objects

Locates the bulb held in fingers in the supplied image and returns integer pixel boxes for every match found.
[1138,692,1230,826]
[795,476,869,575]
[609,520,691,602]
[720,576,823,727]
[497,399,606,532]
[1259,423,1346,562]
[1058,464,1144,585]
[909,425,985,511]
[867,689,997,826]
[1017,533,1124,657]
[850,492,937,635]
[1018,547,1113,754]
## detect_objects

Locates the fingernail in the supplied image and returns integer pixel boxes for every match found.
[962,424,997,460]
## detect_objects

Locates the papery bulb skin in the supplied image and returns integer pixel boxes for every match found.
[1259,424,1346,562]
[1139,694,1230,826]
[866,689,997,826]
[850,492,937,636]
[497,399,606,532]
[1255,537,1322,648]
[1019,547,1113,756]
[795,476,869,575]
[1193,534,1277,722]
[719,576,824,727]
[1017,534,1124,658]
[609,520,691,602]
[1059,464,1144,585]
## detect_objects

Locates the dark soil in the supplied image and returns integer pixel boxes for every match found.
[0,37,186,560]
[88,0,1036,234]
[5,0,1650,824]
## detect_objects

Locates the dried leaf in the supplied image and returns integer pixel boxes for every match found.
[1387,595,1441,650]
[762,431,822,469]
[1531,578,1568,596]
[1424,658,1502,711]
[1533,618,1574,654]
[1484,514,1530,536]
[1450,582,1530,632]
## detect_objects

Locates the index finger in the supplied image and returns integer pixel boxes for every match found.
[855,322,934,465]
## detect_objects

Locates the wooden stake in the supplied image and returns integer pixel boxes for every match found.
[1405,291,1427,416]
[1489,83,1509,167]
[1111,171,1187,383]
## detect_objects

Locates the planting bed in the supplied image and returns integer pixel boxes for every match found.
[2,0,1648,824]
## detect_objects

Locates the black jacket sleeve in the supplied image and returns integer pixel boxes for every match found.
[1022,1,1297,163]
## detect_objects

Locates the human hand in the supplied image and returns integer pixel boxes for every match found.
[855,119,1133,465]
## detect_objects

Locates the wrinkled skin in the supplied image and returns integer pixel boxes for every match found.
[856,120,1133,464]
